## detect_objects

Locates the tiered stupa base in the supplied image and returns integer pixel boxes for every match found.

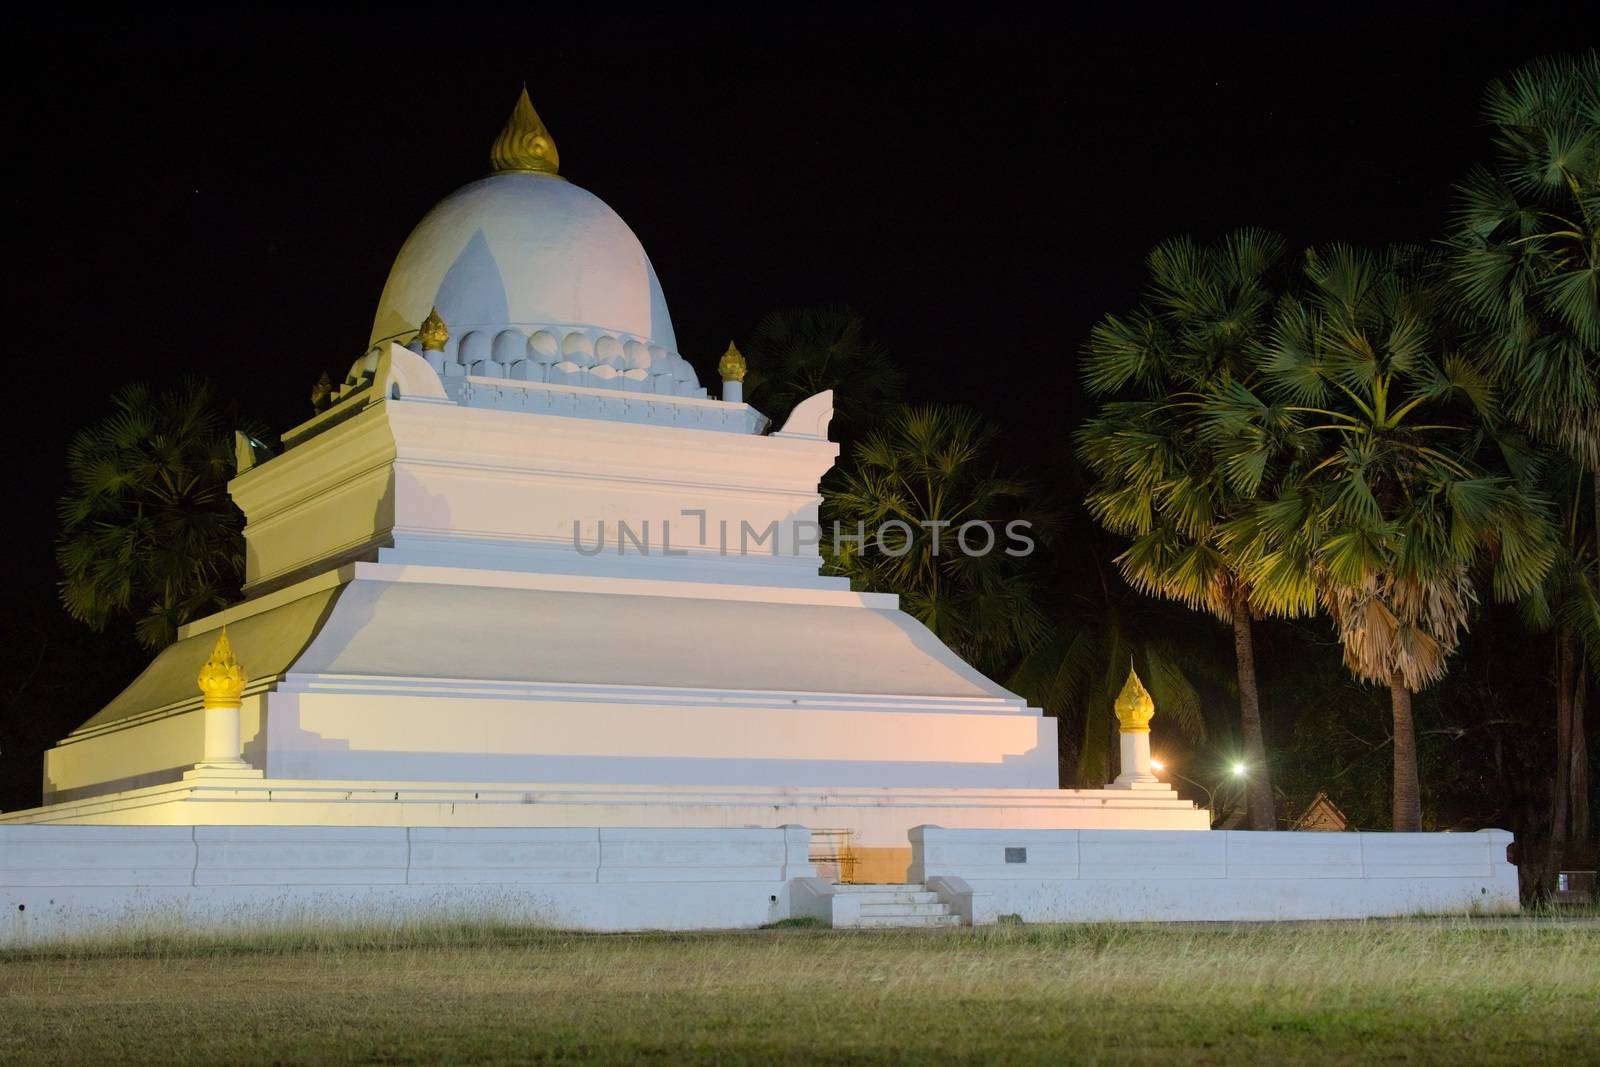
[1,776,1205,883]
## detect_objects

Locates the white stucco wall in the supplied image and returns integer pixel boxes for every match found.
[2,824,1521,941]
[234,372,837,595]
[908,826,1520,922]
[1,824,813,944]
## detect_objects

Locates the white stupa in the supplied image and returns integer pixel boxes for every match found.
[7,91,1201,881]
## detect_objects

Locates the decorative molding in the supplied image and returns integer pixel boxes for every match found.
[775,390,833,440]
[375,342,449,403]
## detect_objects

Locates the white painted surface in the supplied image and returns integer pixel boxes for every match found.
[42,563,1080,805]
[773,391,834,440]
[231,387,839,595]
[374,342,451,403]
[783,879,965,929]
[3,823,1520,939]
[1112,730,1157,787]
[1,825,813,944]
[369,172,679,358]
[9,779,1206,860]
[198,703,247,770]
[790,877,845,924]
[908,826,1520,921]
[830,883,961,928]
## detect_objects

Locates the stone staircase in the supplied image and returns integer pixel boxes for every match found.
[835,883,962,928]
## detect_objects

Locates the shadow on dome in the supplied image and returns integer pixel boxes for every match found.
[433,229,510,331]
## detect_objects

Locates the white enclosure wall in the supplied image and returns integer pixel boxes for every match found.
[908,827,1519,922]
[0,824,813,944]
[3,823,1522,943]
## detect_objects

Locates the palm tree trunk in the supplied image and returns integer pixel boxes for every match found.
[1231,585,1275,829]
[1549,628,1576,896]
[1572,652,1590,845]
[1389,671,1422,831]
[1583,465,1598,843]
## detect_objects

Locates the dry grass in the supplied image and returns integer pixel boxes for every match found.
[1,918,1596,1065]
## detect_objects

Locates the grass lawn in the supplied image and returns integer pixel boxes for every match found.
[1,918,1596,1065]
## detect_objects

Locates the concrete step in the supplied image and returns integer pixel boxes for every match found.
[859,901,951,917]
[842,891,940,906]
[834,884,963,928]
[857,913,963,929]
[835,883,929,892]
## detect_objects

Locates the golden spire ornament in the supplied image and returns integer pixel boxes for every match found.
[1113,665,1155,733]
[718,341,748,383]
[417,307,449,352]
[197,629,247,709]
[489,86,560,176]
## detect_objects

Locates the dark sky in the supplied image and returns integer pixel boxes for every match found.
[0,15,1586,790]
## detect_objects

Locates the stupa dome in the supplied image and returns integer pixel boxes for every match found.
[366,90,697,393]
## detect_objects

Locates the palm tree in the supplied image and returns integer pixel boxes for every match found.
[57,378,252,650]
[1542,542,1599,873]
[1510,451,1599,890]
[1225,245,1557,830]
[1076,229,1294,828]
[1446,50,1598,882]
[741,305,905,440]
[1447,52,1599,484]
[824,404,1052,675]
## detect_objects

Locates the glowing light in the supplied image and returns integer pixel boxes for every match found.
[1232,762,1247,777]
[1150,759,1166,772]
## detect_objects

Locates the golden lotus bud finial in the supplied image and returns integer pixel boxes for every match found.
[1113,665,1155,733]
[197,629,247,709]
[418,307,449,352]
[489,86,560,176]
[718,341,748,383]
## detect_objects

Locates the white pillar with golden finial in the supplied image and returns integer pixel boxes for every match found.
[192,629,252,772]
[1111,665,1160,787]
[718,341,747,404]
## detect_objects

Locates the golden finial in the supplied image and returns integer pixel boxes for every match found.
[718,341,748,383]
[197,629,247,709]
[311,371,333,413]
[489,86,560,176]
[417,307,449,352]
[1113,665,1155,733]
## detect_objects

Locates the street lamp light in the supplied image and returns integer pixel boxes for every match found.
[1151,757,1247,828]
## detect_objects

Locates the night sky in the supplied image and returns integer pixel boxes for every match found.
[0,14,1585,805]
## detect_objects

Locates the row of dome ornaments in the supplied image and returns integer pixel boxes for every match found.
[402,326,708,397]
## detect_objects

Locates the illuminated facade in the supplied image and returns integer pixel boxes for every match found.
[8,91,1204,881]
[0,93,1522,937]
